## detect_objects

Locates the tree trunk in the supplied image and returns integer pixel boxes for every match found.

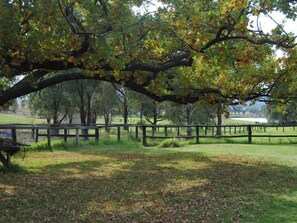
[91,111,97,125]
[86,93,92,126]
[52,112,60,135]
[80,108,87,125]
[140,103,144,124]
[68,114,73,125]
[186,103,192,137]
[53,112,59,125]
[123,96,129,130]
[80,108,89,139]
[104,112,111,132]
[216,103,223,136]
[152,106,157,137]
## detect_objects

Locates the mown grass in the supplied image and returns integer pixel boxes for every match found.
[1,140,297,222]
[0,113,46,124]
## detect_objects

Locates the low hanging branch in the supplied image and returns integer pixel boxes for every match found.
[0,0,296,108]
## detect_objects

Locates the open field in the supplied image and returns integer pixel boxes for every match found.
[0,113,46,124]
[0,112,260,125]
[1,142,297,222]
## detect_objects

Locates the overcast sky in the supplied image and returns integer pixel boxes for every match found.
[134,2,297,35]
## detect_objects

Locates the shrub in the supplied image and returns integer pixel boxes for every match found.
[159,138,183,148]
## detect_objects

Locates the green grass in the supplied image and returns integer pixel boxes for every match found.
[0,113,46,124]
[1,141,297,222]
[0,112,258,125]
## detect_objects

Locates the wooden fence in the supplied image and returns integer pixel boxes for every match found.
[0,124,297,147]
[141,124,297,145]
[0,124,141,147]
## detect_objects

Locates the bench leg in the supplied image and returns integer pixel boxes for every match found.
[0,152,9,168]
[7,152,11,168]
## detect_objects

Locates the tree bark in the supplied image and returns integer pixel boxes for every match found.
[104,113,111,132]
[216,103,223,136]
[123,95,129,130]
[186,104,193,137]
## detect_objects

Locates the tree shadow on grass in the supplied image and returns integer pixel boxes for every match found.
[0,153,297,222]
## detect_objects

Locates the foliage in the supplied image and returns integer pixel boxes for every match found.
[66,80,100,125]
[267,99,297,123]
[265,48,297,123]
[0,0,296,107]
[92,81,119,126]
[29,83,72,124]
[159,138,184,148]
[164,101,216,125]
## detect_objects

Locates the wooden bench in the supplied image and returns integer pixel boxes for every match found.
[0,138,28,168]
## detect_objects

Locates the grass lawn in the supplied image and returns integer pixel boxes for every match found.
[0,113,46,124]
[1,142,297,222]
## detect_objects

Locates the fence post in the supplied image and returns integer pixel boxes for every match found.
[35,129,39,143]
[117,126,121,141]
[135,126,138,139]
[11,127,17,145]
[177,126,180,137]
[31,128,35,140]
[196,126,200,144]
[47,128,51,147]
[64,129,67,142]
[165,126,168,137]
[142,125,147,146]
[95,127,99,143]
[247,125,252,144]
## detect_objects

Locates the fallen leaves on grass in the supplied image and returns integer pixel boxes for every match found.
[0,151,296,222]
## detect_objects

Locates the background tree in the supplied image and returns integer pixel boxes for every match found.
[29,84,70,124]
[65,80,100,126]
[92,82,119,131]
[142,99,165,136]
[266,100,297,124]
[164,101,216,136]
[112,85,132,130]
[265,47,297,123]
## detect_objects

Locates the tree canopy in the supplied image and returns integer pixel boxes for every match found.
[0,0,296,107]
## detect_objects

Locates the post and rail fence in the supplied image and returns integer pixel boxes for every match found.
[0,123,296,147]
[1,123,296,167]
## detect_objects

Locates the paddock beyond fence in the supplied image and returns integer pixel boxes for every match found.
[0,124,297,147]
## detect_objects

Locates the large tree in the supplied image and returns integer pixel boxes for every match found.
[0,0,296,107]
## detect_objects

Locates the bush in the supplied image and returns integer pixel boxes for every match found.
[159,138,183,148]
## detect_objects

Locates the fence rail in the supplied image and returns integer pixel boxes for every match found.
[0,124,297,147]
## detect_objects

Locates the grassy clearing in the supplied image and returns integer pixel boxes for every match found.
[0,113,46,124]
[1,141,297,222]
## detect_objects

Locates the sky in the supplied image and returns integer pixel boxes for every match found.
[133,1,297,35]
[255,11,297,35]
